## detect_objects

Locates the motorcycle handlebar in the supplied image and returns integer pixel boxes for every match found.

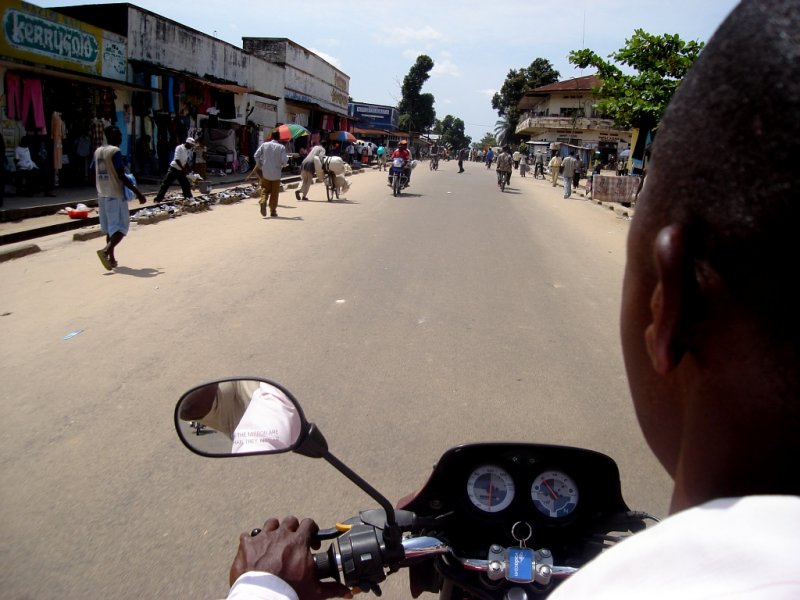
[313,533,578,587]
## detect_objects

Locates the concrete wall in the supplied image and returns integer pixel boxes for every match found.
[243,38,349,120]
[125,7,284,101]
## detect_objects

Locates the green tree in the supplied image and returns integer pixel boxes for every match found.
[491,58,560,117]
[397,55,436,134]
[436,115,471,151]
[494,115,513,146]
[491,58,560,145]
[569,30,704,131]
[478,132,496,149]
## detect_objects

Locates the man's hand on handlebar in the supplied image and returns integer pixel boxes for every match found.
[230,516,352,600]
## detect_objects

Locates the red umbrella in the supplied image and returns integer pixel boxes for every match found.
[329,131,356,143]
[272,123,310,141]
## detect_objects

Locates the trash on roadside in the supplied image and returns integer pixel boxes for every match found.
[63,329,84,340]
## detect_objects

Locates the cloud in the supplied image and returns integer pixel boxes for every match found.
[431,51,460,77]
[308,48,342,69]
[479,88,497,98]
[376,25,445,46]
[402,49,425,60]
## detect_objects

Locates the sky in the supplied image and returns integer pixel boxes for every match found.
[43,0,742,142]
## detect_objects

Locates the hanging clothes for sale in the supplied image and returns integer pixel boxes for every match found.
[5,72,22,120]
[22,79,47,133]
[166,76,176,113]
[90,118,105,155]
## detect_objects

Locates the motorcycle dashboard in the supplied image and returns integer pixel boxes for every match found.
[399,442,630,555]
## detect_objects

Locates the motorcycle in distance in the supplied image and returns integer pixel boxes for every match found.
[175,377,657,600]
[389,157,415,197]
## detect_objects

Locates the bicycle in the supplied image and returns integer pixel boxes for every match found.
[324,171,339,202]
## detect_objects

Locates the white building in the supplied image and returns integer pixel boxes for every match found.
[515,74,631,165]
[242,37,350,134]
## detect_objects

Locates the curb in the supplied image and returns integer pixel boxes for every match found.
[0,243,41,262]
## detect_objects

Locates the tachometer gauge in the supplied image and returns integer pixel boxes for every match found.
[466,465,515,513]
[531,470,579,518]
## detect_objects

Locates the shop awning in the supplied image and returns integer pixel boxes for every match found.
[0,58,153,93]
[188,76,281,101]
[286,96,348,118]
[352,126,397,136]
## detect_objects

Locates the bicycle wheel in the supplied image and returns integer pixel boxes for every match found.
[325,174,334,202]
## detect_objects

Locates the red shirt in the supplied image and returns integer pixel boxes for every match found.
[391,147,411,161]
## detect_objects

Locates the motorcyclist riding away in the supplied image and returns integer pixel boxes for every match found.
[496,146,513,186]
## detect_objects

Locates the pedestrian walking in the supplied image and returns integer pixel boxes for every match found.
[519,153,529,177]
[548,154,562,187]
[90,126,146,270]
[254,131,288,218]
[153,137,195,202]
[377,145,386,171]
[458,148,466,173]
[295,144,325,201]
[534,152,545,178]
[573,155,583,193]
[560,152,579,198]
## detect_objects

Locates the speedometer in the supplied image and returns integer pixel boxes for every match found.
[531,470,579,518]
[466,465,515,513]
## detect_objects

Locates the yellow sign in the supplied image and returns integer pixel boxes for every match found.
[1,1,126,80]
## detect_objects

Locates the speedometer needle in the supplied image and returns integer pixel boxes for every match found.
[542,479,559,500]
[488,479,494,506]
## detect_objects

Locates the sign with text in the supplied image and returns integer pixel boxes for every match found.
[1,1,127,80]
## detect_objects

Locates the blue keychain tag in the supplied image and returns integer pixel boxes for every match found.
[506,547,534,583]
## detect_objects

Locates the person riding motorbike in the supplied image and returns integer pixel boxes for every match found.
[388,140,412,188]
[495,146,513,187]
[220,2,800,596]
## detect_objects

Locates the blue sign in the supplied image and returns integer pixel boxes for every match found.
[348,102,398,130]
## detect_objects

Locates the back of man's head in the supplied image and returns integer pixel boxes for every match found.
[642,0,800,344]
[271,131,281,141]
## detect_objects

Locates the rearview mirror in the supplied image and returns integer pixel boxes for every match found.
[174,378,307,457]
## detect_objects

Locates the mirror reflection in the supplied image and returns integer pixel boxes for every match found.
[176,379,303,456]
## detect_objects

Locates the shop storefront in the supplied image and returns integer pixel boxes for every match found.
[1,1,133,194]
[127,64,275,178]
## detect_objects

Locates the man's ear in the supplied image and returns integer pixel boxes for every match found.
[645,225,696,375]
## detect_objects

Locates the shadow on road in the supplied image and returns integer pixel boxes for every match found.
[108,266,164,278]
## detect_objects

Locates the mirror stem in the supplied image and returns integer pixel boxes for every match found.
[322,452,400,537]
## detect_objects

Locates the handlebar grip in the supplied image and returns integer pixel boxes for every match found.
[313,545,339,582]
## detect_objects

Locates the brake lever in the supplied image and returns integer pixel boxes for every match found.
[316,527,341,541]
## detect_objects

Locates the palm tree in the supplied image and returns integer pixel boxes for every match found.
[494,110,519,146]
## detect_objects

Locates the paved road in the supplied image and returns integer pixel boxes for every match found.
[0,161,670,599]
